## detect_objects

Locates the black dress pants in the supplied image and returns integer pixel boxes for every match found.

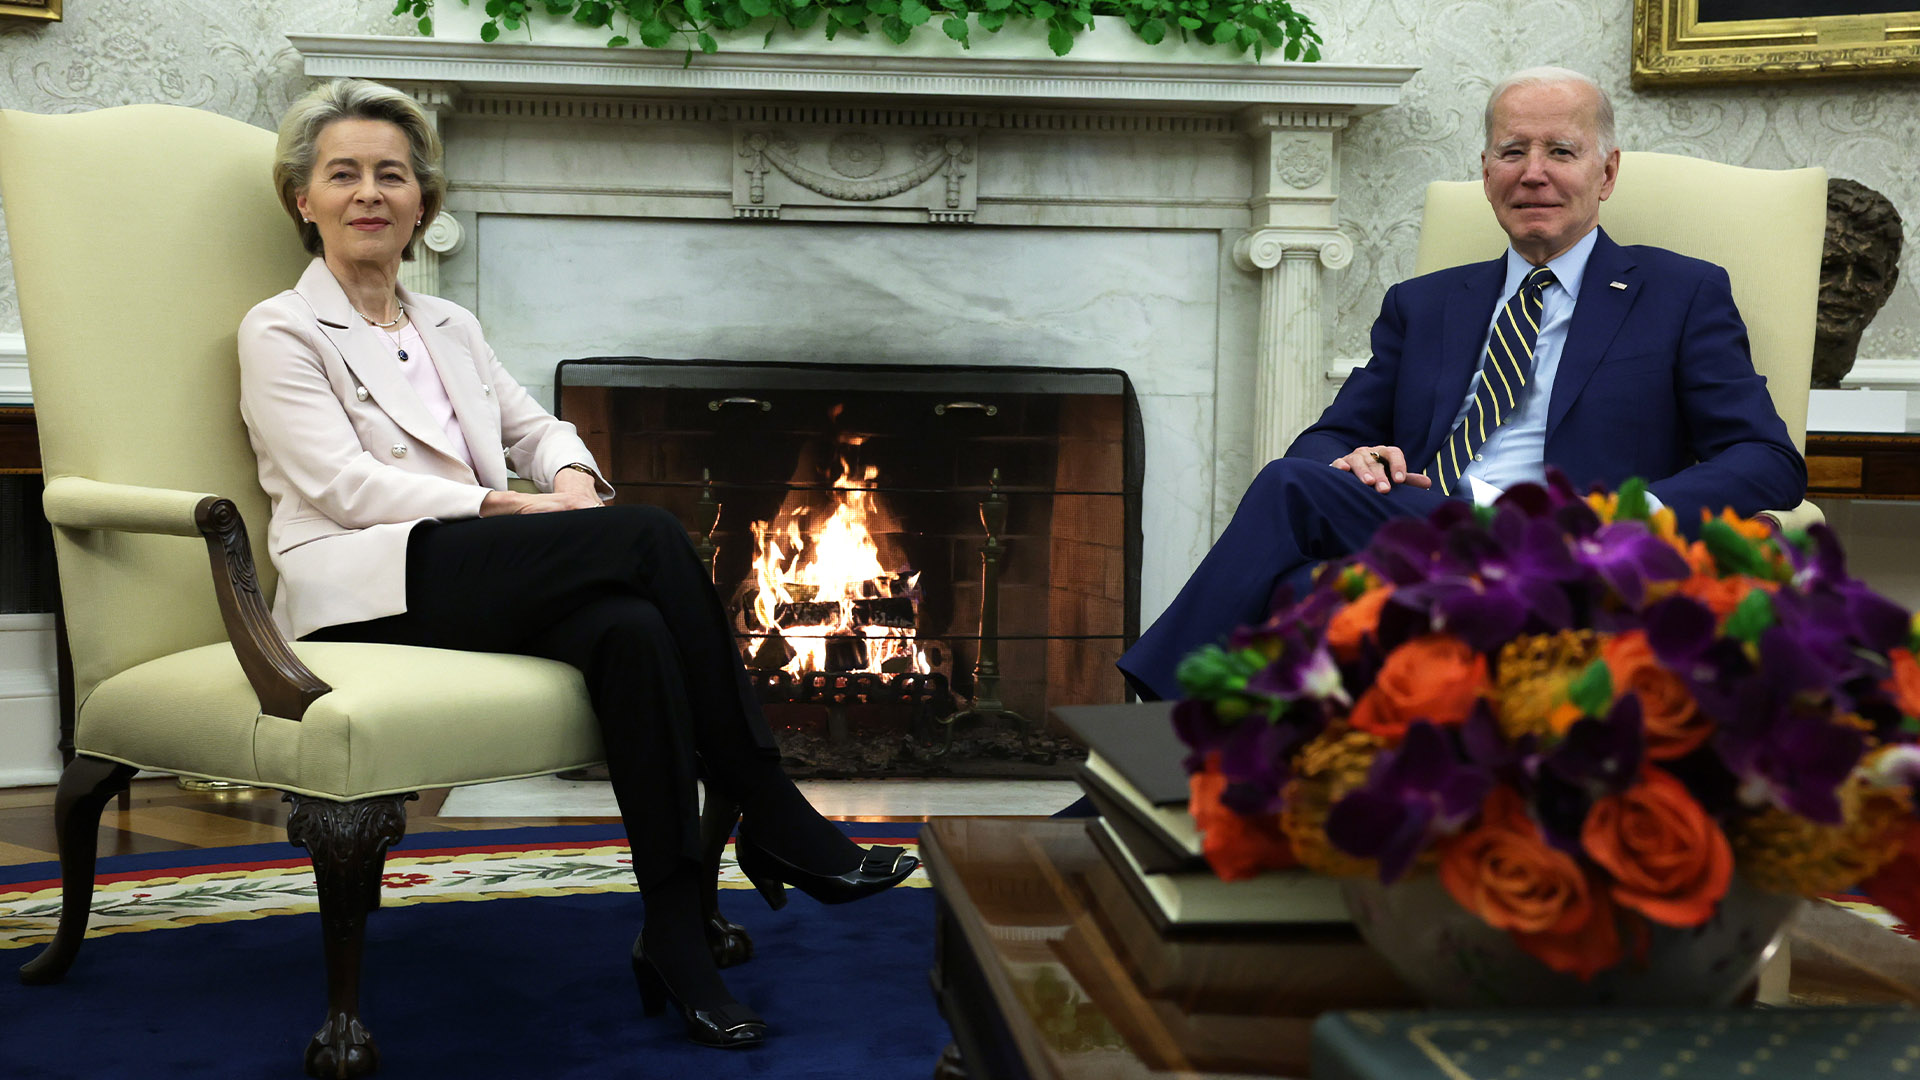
[304,505,778,887]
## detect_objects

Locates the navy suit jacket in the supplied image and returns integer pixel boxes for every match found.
[1286,229,1806,527]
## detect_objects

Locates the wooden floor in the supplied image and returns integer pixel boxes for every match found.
[0,778,614,867]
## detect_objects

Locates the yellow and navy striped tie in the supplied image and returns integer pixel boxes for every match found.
[1428,266,1557,496]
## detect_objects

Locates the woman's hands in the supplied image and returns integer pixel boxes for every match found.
[480,465,605,516]
[1332,446,1432,494]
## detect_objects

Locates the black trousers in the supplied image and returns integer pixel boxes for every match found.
[305,505,778,887]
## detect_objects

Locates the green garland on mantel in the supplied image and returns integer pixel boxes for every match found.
[390,0,1323,61]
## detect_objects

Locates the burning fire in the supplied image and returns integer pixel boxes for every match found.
[745,457,929,676]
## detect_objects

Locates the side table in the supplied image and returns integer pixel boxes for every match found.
[1806,431,1920,500]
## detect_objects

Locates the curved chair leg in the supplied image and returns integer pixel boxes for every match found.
[17,755,137,986]
[286,793,413,1080]
[699,789,753,968]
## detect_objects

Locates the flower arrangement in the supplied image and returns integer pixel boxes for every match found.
[1173,474,1920,980]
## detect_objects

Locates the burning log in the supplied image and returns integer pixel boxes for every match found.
[749,630,797,671]
[851,597,915,628]
[768,596,915,631]
[824,634,868,672]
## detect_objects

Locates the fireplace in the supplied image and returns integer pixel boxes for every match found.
[557,359,1140,777]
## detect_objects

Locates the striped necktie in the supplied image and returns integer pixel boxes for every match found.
[1428,266,1557,496]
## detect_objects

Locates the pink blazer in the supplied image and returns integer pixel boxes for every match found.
[238,258,610,640]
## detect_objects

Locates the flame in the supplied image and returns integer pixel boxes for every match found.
[746,458,928,676]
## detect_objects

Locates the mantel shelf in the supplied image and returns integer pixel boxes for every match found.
[289,33,1416,112]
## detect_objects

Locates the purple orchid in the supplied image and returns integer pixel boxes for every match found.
[1530,696,1647,851]
[1245,636,1350,708]
[1714,700,1865,824]
[1570,521,1692,608]
[1325,721,1493,883]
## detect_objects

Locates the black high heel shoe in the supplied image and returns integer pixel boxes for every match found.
[630,936,766,1049]
[735,830,919,910]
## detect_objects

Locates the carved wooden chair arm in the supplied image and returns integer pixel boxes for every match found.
[40,476,331,721]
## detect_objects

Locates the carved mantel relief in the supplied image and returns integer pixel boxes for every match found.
[734,127,978,223]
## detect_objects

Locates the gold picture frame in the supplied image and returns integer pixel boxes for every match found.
[0,0,61,22]
[1634,0,1920,85]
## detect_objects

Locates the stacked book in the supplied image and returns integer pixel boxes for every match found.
[1055,701,1350,934]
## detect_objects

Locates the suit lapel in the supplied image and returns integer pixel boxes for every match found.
[1547,230,1639,440]
[402,288,508,490]
[1419,257,1508,463]
[295,260,465,467]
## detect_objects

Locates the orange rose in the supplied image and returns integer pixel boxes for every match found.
[1439,787,1622,978]
[1700,506,1774,542]
[1347,634,1487,740]
[1885,649,1920,718]
[1583,767,1732,928]
[1326,586,1391,662]
[1677,574,1750,621]
[1514,884,1622,982]
[1189,764,1296,881]
[1602,630,1711,759]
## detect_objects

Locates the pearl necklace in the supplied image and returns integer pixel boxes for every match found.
[355,302,405,329]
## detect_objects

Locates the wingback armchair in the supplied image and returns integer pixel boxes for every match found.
[0,105,746,1078]
[1414,151,1827,531]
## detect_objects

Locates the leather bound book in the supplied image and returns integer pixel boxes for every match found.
[1312,1006,1920,1080]
[1053,701,1190,806]
[1077,750,1207,874]
[1087,818,1348,934]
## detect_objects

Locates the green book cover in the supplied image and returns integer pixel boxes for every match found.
[1313,1006,1920,1080]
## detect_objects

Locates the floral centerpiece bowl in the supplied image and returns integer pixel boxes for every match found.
[1173,475,1920,1008]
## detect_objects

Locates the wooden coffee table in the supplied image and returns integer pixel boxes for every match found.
[920,817,1421,1079]
[921,818,1920,1080]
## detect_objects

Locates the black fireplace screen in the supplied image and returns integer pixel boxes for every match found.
[556,359,1141,778]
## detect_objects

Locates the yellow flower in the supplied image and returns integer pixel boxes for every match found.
[1281,723,1383,877]
[1491,630,1605,739]
[1731,780,1910,896]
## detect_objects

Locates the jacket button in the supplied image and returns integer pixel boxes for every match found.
[391,445,408,458]
[481,384,492,396]
[355,386,370,401]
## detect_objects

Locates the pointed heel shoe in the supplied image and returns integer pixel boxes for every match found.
[734,831,919,909]
[629,939,766,1050]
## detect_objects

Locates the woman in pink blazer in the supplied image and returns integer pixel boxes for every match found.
[240,79,914,1050]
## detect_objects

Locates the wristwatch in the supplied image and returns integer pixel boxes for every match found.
[558,462,596,481]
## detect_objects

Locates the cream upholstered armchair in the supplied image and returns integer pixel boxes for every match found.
[1414,151,1827,532]
[0,106,747,1078]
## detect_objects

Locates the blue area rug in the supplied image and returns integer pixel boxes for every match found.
[0,823,947,1079]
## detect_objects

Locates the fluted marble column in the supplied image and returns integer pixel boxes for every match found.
[398,211,466,297]
[388,82,463,299]
[1234,108,1356,461]
[1234,231,1353,463]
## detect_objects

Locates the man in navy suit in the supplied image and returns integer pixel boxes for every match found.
[1118,67,1806,701]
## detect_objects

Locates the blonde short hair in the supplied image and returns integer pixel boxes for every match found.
[272,79,445,261]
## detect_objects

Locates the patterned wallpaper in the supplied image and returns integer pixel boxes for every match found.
[0,0,405,332]
[0,0,1915,365]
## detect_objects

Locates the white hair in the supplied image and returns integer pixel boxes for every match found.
[1484,67,1617,155]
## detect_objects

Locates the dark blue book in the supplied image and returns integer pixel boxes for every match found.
[1313,1006,1920,1079]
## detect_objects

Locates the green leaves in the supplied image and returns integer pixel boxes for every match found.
[407,0,1323,61]
[1701,517,1769,579]
[1568,659,1613,718]
[1046,20,1072,54]
[1614,476,1651,522]
[1724,588,1778,645]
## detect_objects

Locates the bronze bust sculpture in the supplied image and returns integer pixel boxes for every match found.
[1814,178,1904,389]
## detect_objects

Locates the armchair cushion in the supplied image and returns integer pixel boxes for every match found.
[78,642,603,799]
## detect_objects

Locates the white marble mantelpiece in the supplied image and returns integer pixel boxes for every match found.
[293,33,1413,622]
[290,30,1414,112]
